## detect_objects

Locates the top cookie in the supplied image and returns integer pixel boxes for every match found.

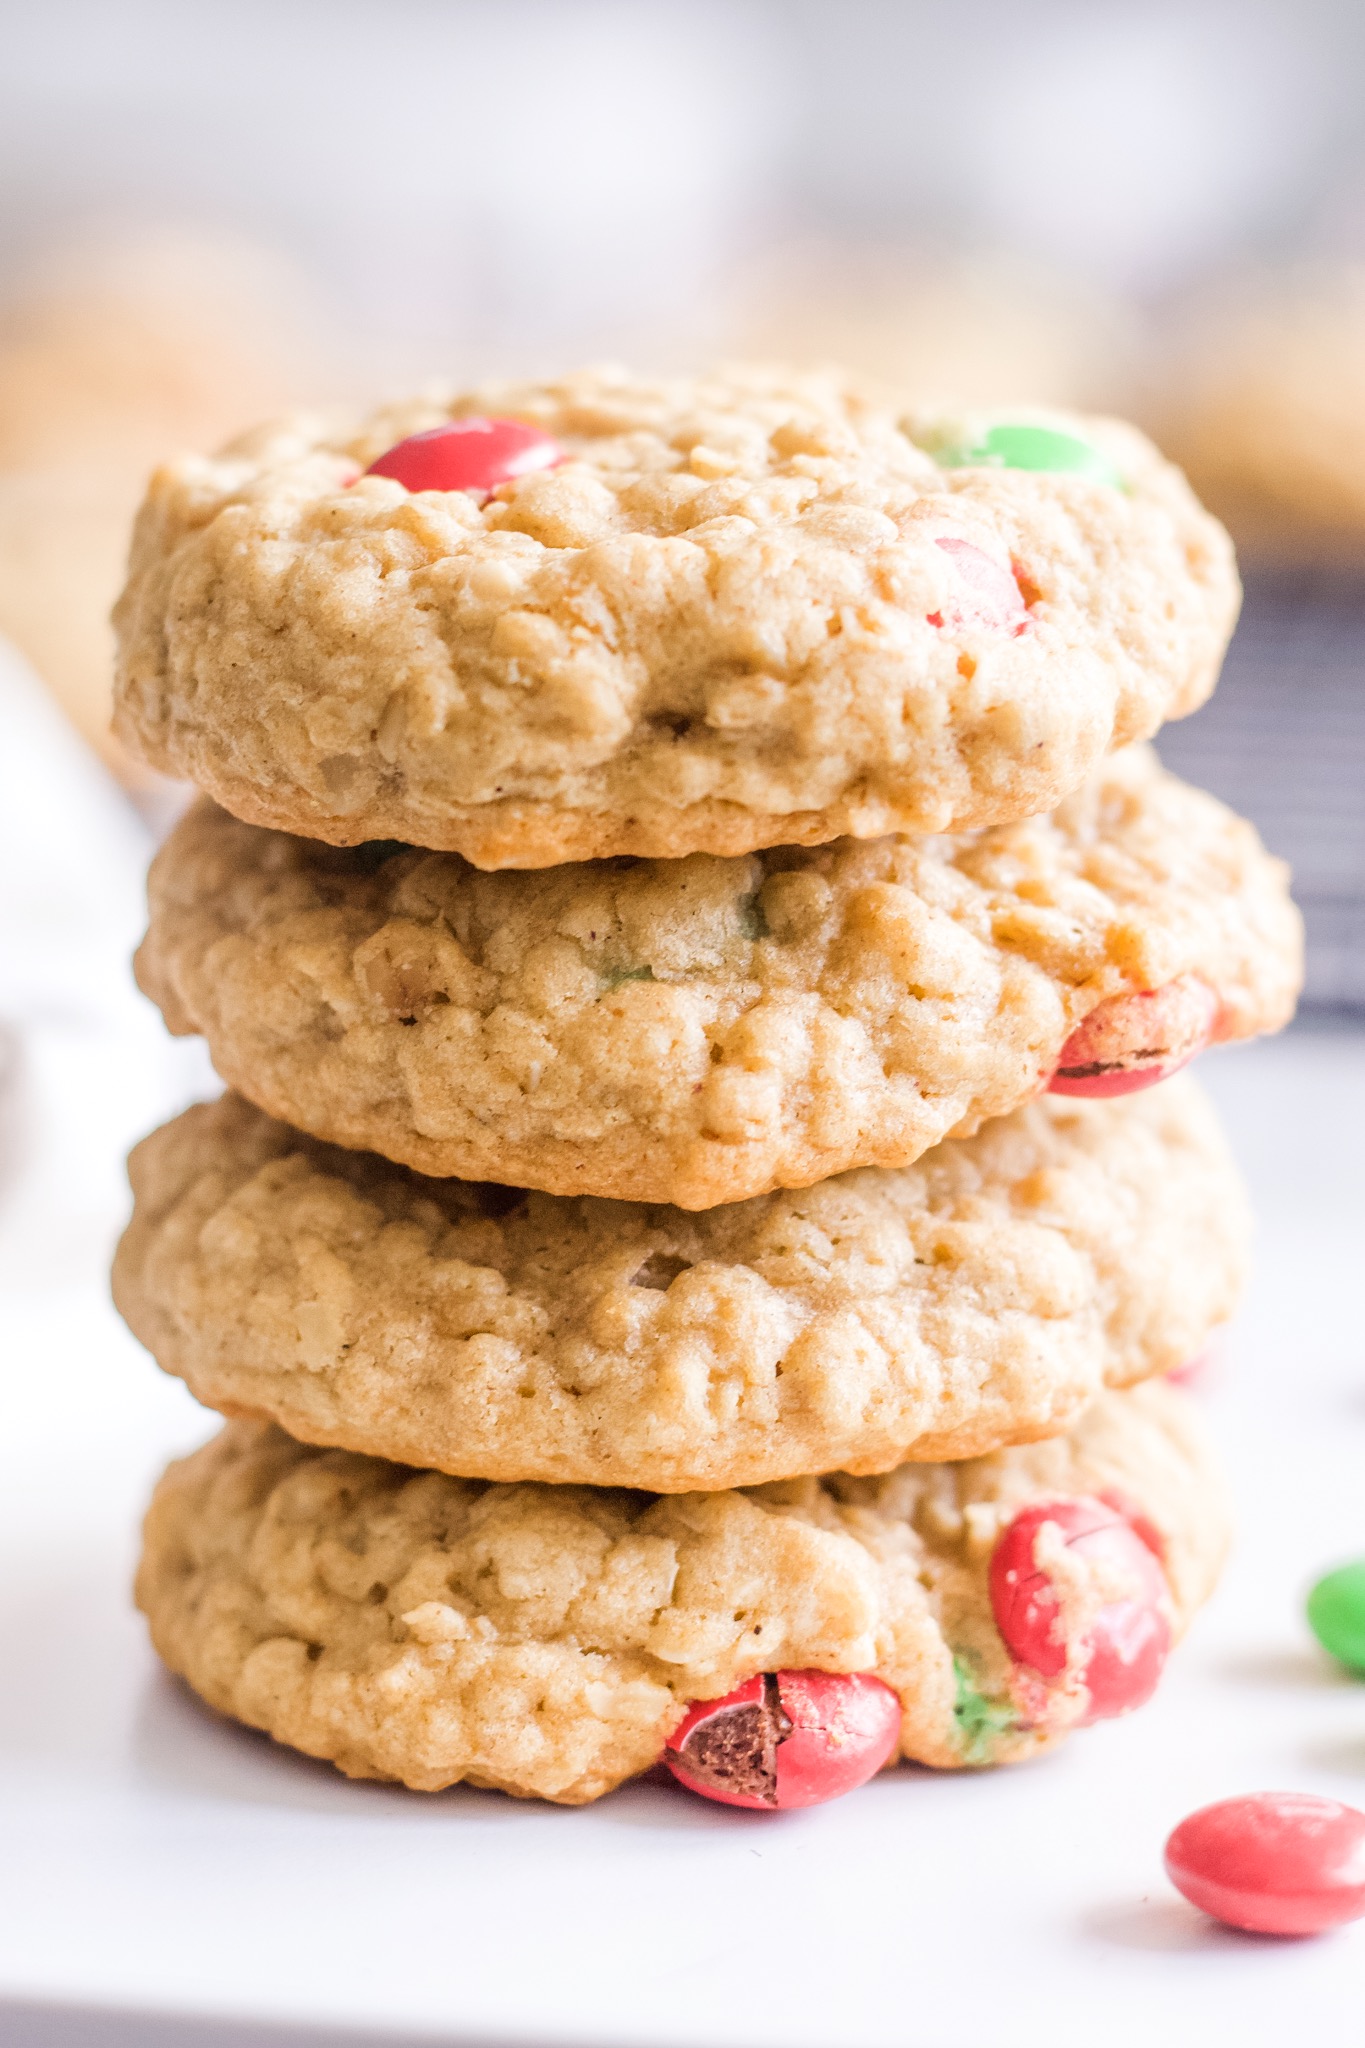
[112,366,1238,865]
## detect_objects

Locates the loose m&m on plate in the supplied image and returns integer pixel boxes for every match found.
[664,1669,901,1811]
[1165,1793,1365,1935]
[1307,1560,1365,1672]
[365,417,561,498]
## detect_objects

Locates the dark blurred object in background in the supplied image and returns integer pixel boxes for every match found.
[1159,564,1365,1014]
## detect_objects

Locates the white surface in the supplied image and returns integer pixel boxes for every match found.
[3,645,1365,2047]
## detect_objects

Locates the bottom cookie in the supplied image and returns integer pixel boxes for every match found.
[137,1380,1228,1808]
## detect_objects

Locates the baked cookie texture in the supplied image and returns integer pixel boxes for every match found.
[114,1078,1248,1491]
[112,366,1238,864]
[135,746,1301,1207]
[136,1382,1228,1803]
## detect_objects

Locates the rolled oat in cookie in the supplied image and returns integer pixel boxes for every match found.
[135,1381,1229,1804]
[112,366,1238,863]
[135,746,1300,1207]
[114,1078,1249,1492]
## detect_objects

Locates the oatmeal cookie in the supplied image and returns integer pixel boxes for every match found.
[136,1382,1228,1803]
[135,747,1300,1206]
[114,1079,1248,1491]
[112,367,1237,863]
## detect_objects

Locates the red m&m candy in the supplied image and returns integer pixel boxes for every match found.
[1165,1793,1365,1935]
[664,1669,901,1811]
[1165,1347,1213,1389]
[927,537,1030,635]
[1048,975,1219,1098]
[365,417,561,497]
[990,1495,1170,1722]
[1095,1487,1166,1565]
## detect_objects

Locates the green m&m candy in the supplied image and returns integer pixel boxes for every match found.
[933,422,1124,488]
[1307,1560,1365,1672]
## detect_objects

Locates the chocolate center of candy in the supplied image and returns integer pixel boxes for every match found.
[676,1674,793,1804]
[1053,976,1218,1081]
[338,839,414,875]
[1055,1045,1172,1080]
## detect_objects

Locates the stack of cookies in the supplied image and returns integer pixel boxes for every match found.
[109,369,1302,1808]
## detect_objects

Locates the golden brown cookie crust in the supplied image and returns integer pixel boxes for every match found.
[135,747,1301,1208]
[114,1079,1249,1492]
[135,1383,1228,1803]
[112,368,1238,863]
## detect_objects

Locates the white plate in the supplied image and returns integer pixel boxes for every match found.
[3,1026,1364,2048]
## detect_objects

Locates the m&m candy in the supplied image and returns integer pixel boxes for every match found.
[927,536,1030,634]
[664,1669,901,1811]
[1307,1560,1365,1673]
[990,1496,1170,1721]
[365,417,561,497]
[1164,1347,1213,1389]
[1165,1793,1365,1935]
[1048,976,1219,1098]
[932,422,1124,487]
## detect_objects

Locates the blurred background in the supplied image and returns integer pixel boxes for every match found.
[1,0,1363,1011]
